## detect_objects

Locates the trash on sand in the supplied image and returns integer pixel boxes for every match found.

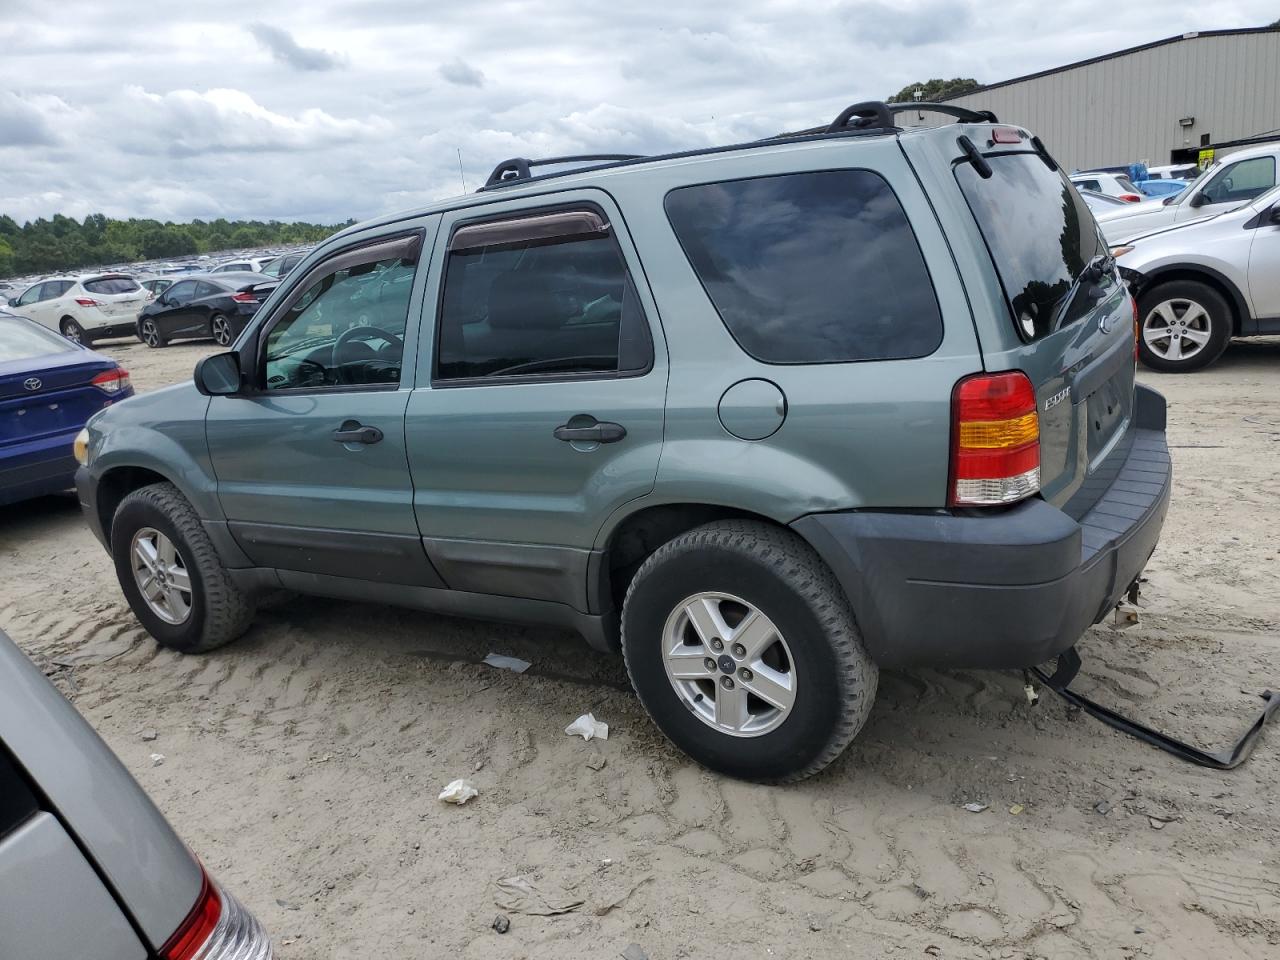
[140,728,158,742]
[1094,800,1112,815]
[1147,815,1177,830]
[494,875,584,916]
[483,653,532,674]
[491,914,510,934]
[621,945,649,960]
[592,875,653,916]
[1008,803,1025,815]
[963,802,989,813]
[438,778,479,805]
[586,755,607,771]
[150,753,165,767]
[565,713,609,741]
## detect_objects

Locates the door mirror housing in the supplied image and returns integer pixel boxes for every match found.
[194,351,243,396]
[1187,191,1208,208]
[1270,205,1280,225]
[6,297,16,307]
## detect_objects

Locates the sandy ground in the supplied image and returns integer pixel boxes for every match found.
[2,335,1279,960]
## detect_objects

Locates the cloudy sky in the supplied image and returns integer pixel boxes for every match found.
[0,1,1274,225]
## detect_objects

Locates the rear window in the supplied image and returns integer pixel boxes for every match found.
[83,276,140,295]
[664,170,943,364]
[0,317,77,360]
[956,153,1105,340]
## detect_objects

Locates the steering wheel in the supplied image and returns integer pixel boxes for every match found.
[331,325,402,384]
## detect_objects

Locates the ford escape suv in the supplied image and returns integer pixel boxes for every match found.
[74,102,1171,782]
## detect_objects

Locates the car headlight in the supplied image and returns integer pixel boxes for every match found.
[73,427,91,466]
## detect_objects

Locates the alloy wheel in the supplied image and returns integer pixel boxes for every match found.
[212,315,232,346]
[141,320,160,348]
[130,527,192,625]
[1143,298,1213,363]
[661,591,797,737]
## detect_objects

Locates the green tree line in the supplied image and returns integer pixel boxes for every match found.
[0,213,353,278]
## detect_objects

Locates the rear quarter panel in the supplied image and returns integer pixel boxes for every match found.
[595,135,984,529]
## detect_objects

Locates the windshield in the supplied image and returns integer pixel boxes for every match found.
[956,152,1109,341]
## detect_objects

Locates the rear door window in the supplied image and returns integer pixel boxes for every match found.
[956,153,1107,340]
[664,170,943,364]
[435,211,652,381]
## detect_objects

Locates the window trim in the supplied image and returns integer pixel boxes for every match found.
[248,229,425,395]
[662,167,945,366]
[430,202,654,389]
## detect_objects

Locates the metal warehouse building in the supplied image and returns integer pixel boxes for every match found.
[919,26,1280,172]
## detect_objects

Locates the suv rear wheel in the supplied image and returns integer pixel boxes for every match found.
[60,317,85,344]
[1137,280,1232,372]
[111,483,255,653]
[621,520,876,782]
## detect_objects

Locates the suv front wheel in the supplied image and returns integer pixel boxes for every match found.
[1137,280,1232,372]
[111,483,255,653]
[621,520,876,782]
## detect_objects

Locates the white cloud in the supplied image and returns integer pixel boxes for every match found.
[0,0,1276,224]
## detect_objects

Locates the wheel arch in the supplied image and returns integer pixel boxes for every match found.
[592,502,797,617]
[94,465,179,543]
[1136,265,1250,336]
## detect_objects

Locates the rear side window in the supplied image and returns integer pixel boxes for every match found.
[664,170,943,364]
[436,213,651,381]
[957,153,1106,340]
[82,276,140,295]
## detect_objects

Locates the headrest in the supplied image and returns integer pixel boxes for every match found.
[486,272,563,330]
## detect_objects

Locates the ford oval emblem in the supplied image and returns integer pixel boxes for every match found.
[23,377,42,392]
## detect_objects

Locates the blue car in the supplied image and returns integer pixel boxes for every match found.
[0,311,132,506]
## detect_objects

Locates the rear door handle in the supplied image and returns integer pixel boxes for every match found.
[554,416,626,444]
[333,421,384,444]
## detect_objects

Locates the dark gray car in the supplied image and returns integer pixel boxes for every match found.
[0,629,271,959]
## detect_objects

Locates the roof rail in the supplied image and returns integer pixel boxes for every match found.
[885,102,999,123]
[483,154,646,190]
[826,101,897,133]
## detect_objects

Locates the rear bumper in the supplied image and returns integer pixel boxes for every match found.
[0,433,79,506]
[792,385,1171,670]
[83,320,140,342]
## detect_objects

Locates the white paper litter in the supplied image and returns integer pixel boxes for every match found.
[483,653,532,673]
[963,802,989,813]
[565,713,609,741]
[438,778,479,804]
[150,753,165,767]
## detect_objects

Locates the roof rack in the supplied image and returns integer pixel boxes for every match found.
[483,154,646,189]
[885,102,999,124]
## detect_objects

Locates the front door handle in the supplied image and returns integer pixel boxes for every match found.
[554,415,626,444]
[333,420,384,444]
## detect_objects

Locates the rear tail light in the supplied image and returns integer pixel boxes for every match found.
[950,371,1040,507]
[74,297,102,308]
[1119,193,1142,202]
[91,367,131,395]
[231,291,256,303]
[162,868,273,960]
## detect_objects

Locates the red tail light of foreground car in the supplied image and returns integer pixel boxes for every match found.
[161,868,272,960]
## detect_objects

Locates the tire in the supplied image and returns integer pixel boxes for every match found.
[210,313,233,346]
[139,318,166,348]
[1137,280,1232,372]
[621,520,877,782]
[110,482,255,653]
[60,317,86,344]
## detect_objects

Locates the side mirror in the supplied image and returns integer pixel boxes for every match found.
[194,352,243,396]
[1270,206,1280,225]
[6,297,16,307]
[1188,192,1209,208]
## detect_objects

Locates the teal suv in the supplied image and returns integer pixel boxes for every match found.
[75,102,1171,781]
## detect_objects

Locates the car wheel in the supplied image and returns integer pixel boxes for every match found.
[60,317,85,344]
[621,520,877,782]
[139,318,165,348]
[210,313,233,346]
[1137,280,1232,372]
[111,482,255,653]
